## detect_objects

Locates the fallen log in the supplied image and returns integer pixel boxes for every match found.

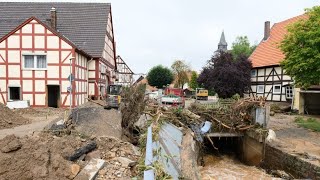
[68,141,97,161]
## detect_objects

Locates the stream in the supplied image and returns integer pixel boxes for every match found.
[200,154,272,180]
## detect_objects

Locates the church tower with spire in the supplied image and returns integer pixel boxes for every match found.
[217,31,228,52]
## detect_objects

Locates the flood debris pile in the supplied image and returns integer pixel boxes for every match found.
[140,97,266,135]
[0,103,30,130]
[120,84,147,144]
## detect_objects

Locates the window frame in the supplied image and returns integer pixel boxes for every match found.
[22,53,47,70]
[285,86,293,99]
[273,85,282,94]
[257,85,264,93]
[8,85,21,101]
[251,69,256,77]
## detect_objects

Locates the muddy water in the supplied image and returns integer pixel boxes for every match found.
[200,155,272,180]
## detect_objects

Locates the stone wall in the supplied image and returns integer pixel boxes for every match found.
[262,144,320,179]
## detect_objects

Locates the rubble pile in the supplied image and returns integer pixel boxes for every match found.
[0,103,29,129]
[96,136,140,179]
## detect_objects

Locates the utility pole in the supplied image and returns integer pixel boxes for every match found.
[69,57,75,112]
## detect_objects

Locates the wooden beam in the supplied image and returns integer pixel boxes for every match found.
[206,133,244,137]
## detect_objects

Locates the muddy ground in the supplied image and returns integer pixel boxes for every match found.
[0,100,137,179]
[0,103,30,130]
[268,113,320,166]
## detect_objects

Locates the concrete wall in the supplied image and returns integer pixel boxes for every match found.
[241,130,265,166]
[263,144,320,179]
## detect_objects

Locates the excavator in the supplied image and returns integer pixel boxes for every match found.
[104,84,122,109]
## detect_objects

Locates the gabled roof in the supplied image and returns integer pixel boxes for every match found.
[249,14,308,68]
[0,2,111,57]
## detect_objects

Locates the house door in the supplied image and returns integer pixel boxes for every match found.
[47,85,60,108]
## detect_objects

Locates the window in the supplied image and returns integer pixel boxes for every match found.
[257,85,264,93]
[9,87,20,100]
[23,55,47,69]
[286,86,293,99]
[251,70,256,77]
[273,85,281,94]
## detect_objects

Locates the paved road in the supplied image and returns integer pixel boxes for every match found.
[0,119,52,139]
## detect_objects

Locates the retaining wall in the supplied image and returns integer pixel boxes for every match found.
[262,144,320,179]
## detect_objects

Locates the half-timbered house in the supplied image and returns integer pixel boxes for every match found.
[0,2,117,108]
[249,14,320,114]
[248,15,307,102]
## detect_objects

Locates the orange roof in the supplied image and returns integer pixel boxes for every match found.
[250,14,308,68]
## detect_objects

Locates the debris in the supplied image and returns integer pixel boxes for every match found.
[85,150,101,161]
[200,121,212,134]
[0,135,22,153]
[266,129,276,143]
[70,164,81,177]
[75,158,105,180]
[68,141,97,161]
[270,169,292,179]
[114,156,137,168]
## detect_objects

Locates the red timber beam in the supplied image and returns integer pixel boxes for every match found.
[72,48,76,108]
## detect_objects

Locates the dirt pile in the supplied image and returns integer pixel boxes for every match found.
[0,103,29,130]
[0,133,140,180]
[0,133,85,180]
[68,103,122,138]
[13,107,65,117]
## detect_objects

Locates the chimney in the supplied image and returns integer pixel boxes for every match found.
[264,21,270,40]
[50,7,57,29]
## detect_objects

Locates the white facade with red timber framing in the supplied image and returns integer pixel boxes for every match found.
[0,2,119,108]
[0,18,89,108]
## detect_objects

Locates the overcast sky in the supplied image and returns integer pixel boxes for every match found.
[107,0,319,75]
[4,0,320,75]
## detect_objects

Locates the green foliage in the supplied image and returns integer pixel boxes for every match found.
[280,7,320,88]
[189,71,199,90]
[147,65,174,88]
[294,117,320,132]
[231,36,256,59]
[171,60,190,88]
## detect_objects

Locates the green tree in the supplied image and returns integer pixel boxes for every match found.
[147,65,174,88]
[189,71,199,90]
[171,60,190,88]
[231,36,256,59]
[280,7,320,88]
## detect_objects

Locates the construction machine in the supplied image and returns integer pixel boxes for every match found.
[104,84,122,109]
[196,88,208,100]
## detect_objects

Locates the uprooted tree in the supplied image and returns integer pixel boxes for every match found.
[147,65,174,88]
[280,6,320,88]
[197,52,252,98]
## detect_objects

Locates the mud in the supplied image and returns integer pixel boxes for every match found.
[0,103,29,130]
[0,133,86,180]
[200,154,272,179]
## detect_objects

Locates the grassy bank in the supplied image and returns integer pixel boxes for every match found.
[294,117,320,132]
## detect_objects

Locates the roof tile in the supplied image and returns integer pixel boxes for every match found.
[249,14,308,68]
